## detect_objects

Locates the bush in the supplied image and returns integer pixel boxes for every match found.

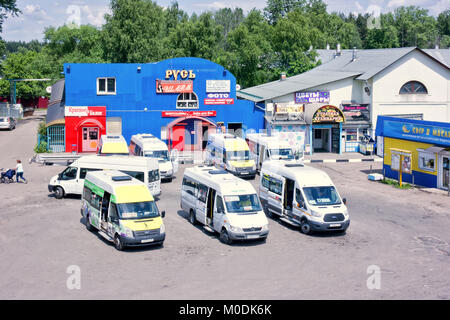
[37,121,47,140]
[34,141,49,153]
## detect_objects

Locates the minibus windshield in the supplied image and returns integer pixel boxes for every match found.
[117,201,159,219]
[224,194,262,213]
[269,148,294,160]
[144,150,169,161]
[303,186,341,206]
[226,150,250,161]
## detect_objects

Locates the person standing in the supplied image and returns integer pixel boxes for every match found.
[16,160,27,184]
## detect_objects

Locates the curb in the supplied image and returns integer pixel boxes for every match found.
[304,158,383,164]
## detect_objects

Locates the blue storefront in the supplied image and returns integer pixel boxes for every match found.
[64,57,264,152]
[376,116,450,189]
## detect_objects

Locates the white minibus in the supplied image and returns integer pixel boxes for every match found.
[181,165,269,244]
[259,160,350,234]
[97,135,129,155]
[129,133,178,181]
[48,155,161,199]
[205,133,256,179]
[246,133,303,171]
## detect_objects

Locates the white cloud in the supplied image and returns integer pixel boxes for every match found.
[81,5,110,27]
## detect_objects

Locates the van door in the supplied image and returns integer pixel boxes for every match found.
[259,145,266,168]
[293,186,307,222]
[283,178,295,216]
[59,166,80,195]
[100,192,111,231]
[213,195,225,232]
[266,173,285,216]
[108,202,120,237]
[206,188,216,227]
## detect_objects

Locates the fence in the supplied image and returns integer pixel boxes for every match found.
[0,103,23,119]
[47,125,65,153]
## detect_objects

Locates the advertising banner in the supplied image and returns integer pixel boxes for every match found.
[295,91,330,104]
[156,80,193,93]
[384,120,450,146]
[312,105,345,123]
[206,80,231,93]
[65,106,106,117]
[162,111,217,118]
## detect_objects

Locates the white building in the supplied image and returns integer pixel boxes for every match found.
[237,47,450,154]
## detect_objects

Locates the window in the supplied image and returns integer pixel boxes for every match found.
[261,174,283,195]
[60,167,78,180]
[197,184,208,203]
[399,81,427,94]
[97,77,116,95]
[109,203,119,223]
[80,168,101,180]
[295,188,305,208]
[182,177,197,196]
[216,196,225,213]
[418,151,436,172]
[346,129,358,142]
[120,170,145,183]
[148,170,160,183]
[177,92,198,109]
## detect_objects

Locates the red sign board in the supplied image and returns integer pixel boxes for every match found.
[65,106,106,117]
[204,98,234,105]
[162,111,217,118]
[156,80,193,93]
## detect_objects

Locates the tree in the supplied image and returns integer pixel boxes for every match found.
[264,0,307,25]
[0,0,20,33]
[214,7,245,39]
[101,0,166,63]
[437,10,450,47]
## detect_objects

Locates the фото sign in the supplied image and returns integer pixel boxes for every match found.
[384,120,450,146]
[295,91,330,104]
[156,80,193,93]
[65,106,106,117]
[206,80,231,93]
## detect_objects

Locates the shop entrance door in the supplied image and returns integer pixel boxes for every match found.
[442,156,449,190]
[313,128,330,152]
[172,125,185,151]
[82,127,100,152]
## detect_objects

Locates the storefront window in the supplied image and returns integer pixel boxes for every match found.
[177,92,198,109]
[97,78,116,95]
[418,151,436,172]
[346,129,358,141]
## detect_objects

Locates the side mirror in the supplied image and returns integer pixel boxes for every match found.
[343,198,347,205]
[161,211,166,218]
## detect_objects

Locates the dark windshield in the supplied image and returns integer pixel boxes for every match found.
[226,150,250,161]
[116,201,159,219]
[269,148,294,160]
[303,186,341,206]
[145,150,169,161]
[224,194,262,213]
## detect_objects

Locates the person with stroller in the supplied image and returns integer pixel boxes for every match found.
[15,160,27,184]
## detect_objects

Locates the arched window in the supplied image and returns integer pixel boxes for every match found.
[399,81,428,94]
[177,92,198,109]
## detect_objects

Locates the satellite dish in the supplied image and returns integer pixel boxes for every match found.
[236,84,241,91]
[46,86,52,94]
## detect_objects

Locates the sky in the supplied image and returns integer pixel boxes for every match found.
[2,0,449,42]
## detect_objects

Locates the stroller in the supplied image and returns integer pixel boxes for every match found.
[1,168,16,184]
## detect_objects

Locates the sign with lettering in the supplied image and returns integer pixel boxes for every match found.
[204,98,234,105]
[162,111,217,118]
[275,103,304,113]
[156,80,193,93]
[165,70,196,80]
[312,105,345,123]
[65,106,106,117]
[295,91,330,104]
[383,120,450,146]
[206,80,231,93]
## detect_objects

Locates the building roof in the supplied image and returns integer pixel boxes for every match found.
[238,47,450,103]
[423,49,450,68]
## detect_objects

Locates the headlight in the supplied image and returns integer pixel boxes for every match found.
[310,210,322,218]
[125,227,134,238]
[343,210,349,218]
[160,223,165,234]
[252,164,256,170]
[262,223,269,231]
[230,225,242,233]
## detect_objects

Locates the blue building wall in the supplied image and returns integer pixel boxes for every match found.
[64,57,265,144]
[383,164,438,188]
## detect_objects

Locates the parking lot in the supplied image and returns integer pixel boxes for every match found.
[1,117,450,299]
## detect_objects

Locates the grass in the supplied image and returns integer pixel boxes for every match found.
[380,178,413,190]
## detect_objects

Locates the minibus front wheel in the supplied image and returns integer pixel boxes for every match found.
[300,220,312,235]
[54,186,64,199]
[114,234,125,251]
[219,228,232,245]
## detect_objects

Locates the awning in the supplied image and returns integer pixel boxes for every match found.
[46,101,65,127]
[425,146,446,153]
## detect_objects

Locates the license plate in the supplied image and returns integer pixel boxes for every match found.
[241,171,248,175]
[330,224,341,228]
[247,235,259,239]
[141,239,154,243]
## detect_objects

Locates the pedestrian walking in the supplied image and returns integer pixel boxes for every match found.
[16,160,27,184]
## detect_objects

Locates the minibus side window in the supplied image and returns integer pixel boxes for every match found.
[295,188,306,208]
[148,170,160,182]
[90,192,102,211]
[182,177,196,196]
[261,174,271,189]
[60,166,77,180]
[216,196,225,213]
[80,168,101,179]
[269,177,282,195]
[120,170,144,182]
[109,203,119,224]
[197,184,208,203]
[83,186,92,203]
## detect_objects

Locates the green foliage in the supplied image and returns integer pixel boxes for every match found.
[0,0,20,33]
[34,141,48,153]
[380,178,413,190]
[37,121,47,138]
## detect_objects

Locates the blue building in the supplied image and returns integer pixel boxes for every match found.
[62,57,264,153]
[376,116,450,189]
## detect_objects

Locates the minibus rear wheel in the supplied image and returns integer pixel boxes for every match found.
[85,215,95,232]
[189,210,197,225]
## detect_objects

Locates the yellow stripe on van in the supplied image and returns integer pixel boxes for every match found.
[114,185,154,203]
[101,142,129,154]
[121,217,162,231]
[224,139,249,151]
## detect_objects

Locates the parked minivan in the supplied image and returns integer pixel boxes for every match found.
[259,160,350,234]
[97,135,129,155]
[246,132,303,172]
[48,155,160,199]
[129,133,179,181]
[181,165,269,244]
[205,133,256,179]
[81,170,165,250]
